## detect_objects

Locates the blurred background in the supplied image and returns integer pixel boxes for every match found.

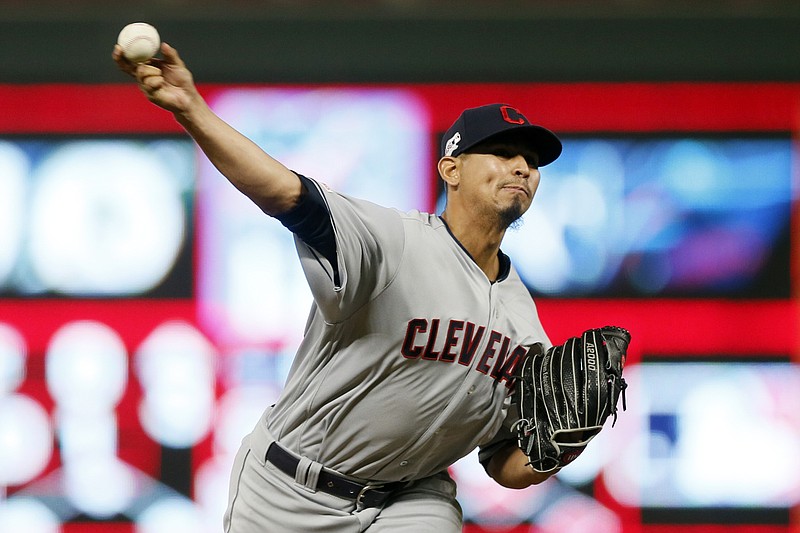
[1,1,799,532]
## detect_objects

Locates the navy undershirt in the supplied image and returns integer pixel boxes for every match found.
[274,173,338,268]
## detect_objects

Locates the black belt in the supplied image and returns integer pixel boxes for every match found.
[265,442,403,508]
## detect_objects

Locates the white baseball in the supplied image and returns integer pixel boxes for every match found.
[117,22,161,63]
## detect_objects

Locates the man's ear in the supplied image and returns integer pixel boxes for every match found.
[438,156,460,188]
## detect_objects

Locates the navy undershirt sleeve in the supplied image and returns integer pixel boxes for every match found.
[274,174,338,269]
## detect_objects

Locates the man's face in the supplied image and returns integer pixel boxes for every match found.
[456,139,542,227]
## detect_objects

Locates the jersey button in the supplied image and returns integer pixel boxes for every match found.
[399,460,409,467]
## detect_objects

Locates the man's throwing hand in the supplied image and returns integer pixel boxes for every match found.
[112,42,200,115]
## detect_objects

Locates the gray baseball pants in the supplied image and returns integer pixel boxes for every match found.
[223,410,463,532]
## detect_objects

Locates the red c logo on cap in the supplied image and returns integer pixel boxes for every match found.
[500,105,526,125]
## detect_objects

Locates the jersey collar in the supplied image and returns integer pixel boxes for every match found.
[439,216,512,283]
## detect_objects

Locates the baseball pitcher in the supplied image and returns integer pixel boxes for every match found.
[114,42,630,532]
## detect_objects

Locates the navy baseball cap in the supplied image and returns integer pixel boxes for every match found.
[440,103,562,166]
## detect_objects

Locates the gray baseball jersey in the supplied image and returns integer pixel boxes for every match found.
[265,177,550,483]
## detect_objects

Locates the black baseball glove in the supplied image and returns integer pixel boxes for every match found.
[513,326,631,474]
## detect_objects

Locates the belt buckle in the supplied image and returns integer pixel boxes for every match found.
[355,483,385,510]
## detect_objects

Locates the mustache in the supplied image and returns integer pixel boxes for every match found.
[499,181,531,195]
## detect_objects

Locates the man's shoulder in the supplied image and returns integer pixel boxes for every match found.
[398,209,440,225]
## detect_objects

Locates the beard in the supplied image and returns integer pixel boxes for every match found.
[498,197,526,230]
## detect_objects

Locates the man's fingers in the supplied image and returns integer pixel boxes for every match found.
[114,40,189,112]
[113,43,173,78]
[136,63,163,79]
[140,74,164,91]
[160,42,185,68]
[112,45,138,76]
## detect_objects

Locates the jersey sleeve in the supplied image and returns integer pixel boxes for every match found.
[293,176,406,323]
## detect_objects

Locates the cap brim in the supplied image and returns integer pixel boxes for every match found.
[462,125,563,167]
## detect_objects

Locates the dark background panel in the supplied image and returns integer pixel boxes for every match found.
[1,1,799,83]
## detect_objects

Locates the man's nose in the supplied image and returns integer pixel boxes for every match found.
[510,155,531,178]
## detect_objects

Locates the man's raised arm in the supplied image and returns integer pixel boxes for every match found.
[112,42,303,216]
